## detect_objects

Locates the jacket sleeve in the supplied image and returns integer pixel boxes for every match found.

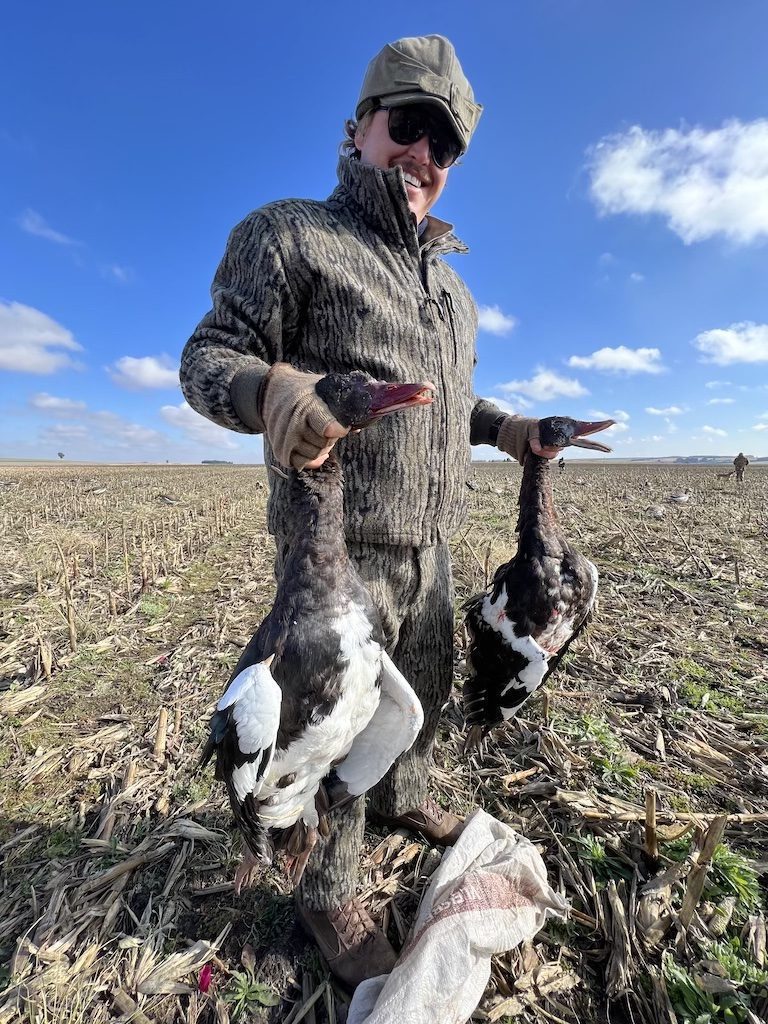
[180,209,301,434]
[469,397,508,445]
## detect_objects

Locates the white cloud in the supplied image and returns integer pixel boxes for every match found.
[108,355,179,390]
[705,380,733,389]
[646,405,683,415]
[30,392,87,414]
[589,408,629,435]
[41,423,89,440]
[477,305,518,336]
[498,368,588,402]
[753,423,768,431]
[599,252,615,265]
[707,397,735,405]
[480,395,532,414]
[568,346,664,374]
[161,401,239,450]
[588,119,768,245]
[629,272,645,283]
[90,410,165,447]
[665,418,678,434]
[702,425,728,437]
[693,322,768,365]
[102,265,134,284]
[18,208,79,245]
[0,301,84,373]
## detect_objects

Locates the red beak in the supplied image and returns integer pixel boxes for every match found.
[364,381,436,420]
[568,419,615,452]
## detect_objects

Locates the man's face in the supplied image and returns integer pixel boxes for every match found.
[355,108,450,223]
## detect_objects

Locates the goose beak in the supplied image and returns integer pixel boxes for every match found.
[568,419,615,452]
[363,381,436,420]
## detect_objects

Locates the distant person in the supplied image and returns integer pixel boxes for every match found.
[733,452,749,483]
[558,455,565,475]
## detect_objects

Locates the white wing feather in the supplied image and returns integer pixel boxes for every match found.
[218,663,282,803]
[336,651,424,795]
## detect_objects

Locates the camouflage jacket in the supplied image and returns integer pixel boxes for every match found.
[181,156,503,546]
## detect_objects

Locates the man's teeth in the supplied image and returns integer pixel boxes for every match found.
[404,173,422,188]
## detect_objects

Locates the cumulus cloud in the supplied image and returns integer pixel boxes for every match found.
[477,305,518,336]
[693,322,768,365]
[588,119,768,244]
[480,395,532,414]
[629,272,645,283]
[497,368,588,402]
[702,425,728,437]
[161,401,239,450]
[646,405,683,416]
[568,346,664,374]
[591,408,630,423]
[0,301,84,373]
[29,392,87,414]
[108,355,179,390]
[707,397,735,405]
[17,208,79,245]
[705,380,733,389]
[753,423,768,431]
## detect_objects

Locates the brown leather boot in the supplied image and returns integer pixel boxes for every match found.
[295,897,397,990]
[374,796,464,846]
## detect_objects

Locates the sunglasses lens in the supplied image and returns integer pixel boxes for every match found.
[387,106,462,168]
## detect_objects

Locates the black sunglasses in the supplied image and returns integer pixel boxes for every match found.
[379,104,463,169]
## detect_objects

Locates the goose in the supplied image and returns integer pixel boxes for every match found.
[667,490,691,504]
[462,416,614,750]
[201,371,433,889]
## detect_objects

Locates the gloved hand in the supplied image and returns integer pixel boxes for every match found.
[497,416,563,463]
[260,363,349,470]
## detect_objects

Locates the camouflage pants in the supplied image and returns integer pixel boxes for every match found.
[275,539,455,911]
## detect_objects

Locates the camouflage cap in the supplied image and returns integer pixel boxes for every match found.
[356,34,482,152]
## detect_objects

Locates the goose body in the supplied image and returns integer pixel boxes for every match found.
[201,374,431,885]
[462,417,613,748]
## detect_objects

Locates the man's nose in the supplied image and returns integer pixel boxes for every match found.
[406,133,431,165]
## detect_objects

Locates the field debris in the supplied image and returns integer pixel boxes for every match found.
[1,461,767,1023]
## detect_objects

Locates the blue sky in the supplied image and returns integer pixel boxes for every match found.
[2,1,768,463]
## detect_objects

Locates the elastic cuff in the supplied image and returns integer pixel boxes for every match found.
[470,405,506,446]
[230,366,269,432]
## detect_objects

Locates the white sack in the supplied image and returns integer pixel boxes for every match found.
[348,808,569,1024]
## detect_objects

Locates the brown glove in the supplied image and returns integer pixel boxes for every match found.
[260,363,345,469]
[496,416,540,464]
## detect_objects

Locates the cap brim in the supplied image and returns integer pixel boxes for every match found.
[362,91,467,152]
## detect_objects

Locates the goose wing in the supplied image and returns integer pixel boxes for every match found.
[334,651,424,795]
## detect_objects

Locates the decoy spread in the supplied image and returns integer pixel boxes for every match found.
[462,417,614,751]
[200,372,432,888]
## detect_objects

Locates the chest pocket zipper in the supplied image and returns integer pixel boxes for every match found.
[441,290,459,365]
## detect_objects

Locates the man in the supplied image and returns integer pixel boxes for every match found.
[181,34,561,987]
[733,452,749,483]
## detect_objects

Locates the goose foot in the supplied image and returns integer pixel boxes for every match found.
[233,848,262,895]
[283,825,318,884]
[463,724,486,755]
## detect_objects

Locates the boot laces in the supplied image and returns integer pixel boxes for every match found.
[331,899,378,948]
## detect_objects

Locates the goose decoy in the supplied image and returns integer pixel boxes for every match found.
[462,416,614,750]
[201,371,433,889]
[667,490,691,504]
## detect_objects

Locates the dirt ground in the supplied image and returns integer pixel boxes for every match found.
[1,461,766,1023]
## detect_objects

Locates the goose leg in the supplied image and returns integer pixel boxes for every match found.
[233,848,262,895]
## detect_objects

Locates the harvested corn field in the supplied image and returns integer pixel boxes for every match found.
[1,461,767,1023]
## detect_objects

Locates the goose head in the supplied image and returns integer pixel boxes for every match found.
[537,416,615,452]
[315,371,435,429]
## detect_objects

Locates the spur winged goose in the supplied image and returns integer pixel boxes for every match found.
[201,372,432,888]
[462,417,614,751]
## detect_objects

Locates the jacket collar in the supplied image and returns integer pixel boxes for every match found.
[329,157,468,258]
